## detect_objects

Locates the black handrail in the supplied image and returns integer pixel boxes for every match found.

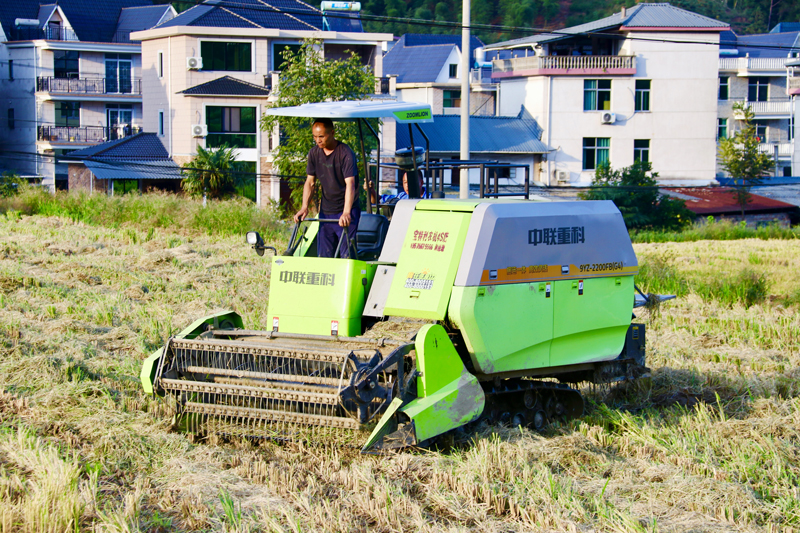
[286,218,356,259]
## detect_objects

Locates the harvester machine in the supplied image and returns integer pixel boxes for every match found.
[140,102,655,452]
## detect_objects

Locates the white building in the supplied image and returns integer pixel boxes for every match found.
[131,1,392,207]
[484,3,729,187]
[0,0,175,189]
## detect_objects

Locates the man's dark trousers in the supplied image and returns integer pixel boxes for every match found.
[318,208,360,258]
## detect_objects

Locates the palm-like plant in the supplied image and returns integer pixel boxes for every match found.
[181,145,238,199]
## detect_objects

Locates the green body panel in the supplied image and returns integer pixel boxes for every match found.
[293,221,319,257]
[413,199,483,212]
[362,397,404,451]
[383,210,471,320]
[268,256,376,336]
[139,310,243,395]
[550,276,634,366]
[399,324,484,441]
[448,283,554,374]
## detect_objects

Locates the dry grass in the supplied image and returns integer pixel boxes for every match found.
[1,212,799,532]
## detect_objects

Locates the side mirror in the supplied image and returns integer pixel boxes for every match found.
[246,231,277,257]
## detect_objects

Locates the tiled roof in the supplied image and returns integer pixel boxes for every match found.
[156,0,326,31]
[662,187,797,214]
[485,3,728,50]
[67,132,171,161]
[770,23,800,33]
[383,34,486,84]
[384,43,456,83]
[0,0,156,43]
[180,76,272,96]
[395,111,550,154]
[324,11,362,32]
[723,31,800,58]
[84,160,182,180]
[115,5,174,39]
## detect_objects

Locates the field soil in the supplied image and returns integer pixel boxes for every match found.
[1,214,798,532]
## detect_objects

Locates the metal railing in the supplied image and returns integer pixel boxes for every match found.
[719,56,791,72]
[747,99,792,115]
[38,125,142,143]
[9,26,79,41]
[492,55,636,74]
[758,142,793,157]
[470,67,494,84]
[37,76,142,95]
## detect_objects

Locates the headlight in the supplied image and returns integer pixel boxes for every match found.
[246,231,259,245]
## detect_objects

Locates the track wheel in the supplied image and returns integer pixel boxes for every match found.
[532,409,547,431]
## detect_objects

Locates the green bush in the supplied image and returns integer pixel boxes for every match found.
[631,218,800,243]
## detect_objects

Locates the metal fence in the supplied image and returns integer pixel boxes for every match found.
[37,76,142,95]
[38,125,142,143]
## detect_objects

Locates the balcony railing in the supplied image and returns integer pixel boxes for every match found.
[8,26,78,42]
[470,67,494,84]
[719,56,790,72]
[758,142,793,157]
[731,98,792,117]
[492,55,636,77]
[37,76,142,96]
[38,125,142,144]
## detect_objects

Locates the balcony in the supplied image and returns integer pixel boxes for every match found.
[731,98,792,118]
[8,26,78,42]
[470,67,495,86]
[38,125,142,144]
[719,56,790,74]
[788,77,800,96]
[492,55,636,79]
[758,142,793,158]
[37,77,142,96]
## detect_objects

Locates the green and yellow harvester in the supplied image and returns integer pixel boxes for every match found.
[141,102,658,451]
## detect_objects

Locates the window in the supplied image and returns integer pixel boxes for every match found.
[8,60,13,80]
[202,41,252,72]
[443,90,461,108]
[272,43,300,71]
[449,63,458,78]
[754,120,767,141]
[748,77,769,102]
[583,137,610,170]
[55,102,80,127]
[634,139,649,163]
[584,79,611,111]
[158,51,163,78]
[54,50,79,79]
[717,118,727,139]
[7,109,14,129]
[105,53,132,94]
[784,166,792,177]
[790,116,794,141]
[158,110,164,136]
[635,80,650,112]
[206,106,257,148]
[115,179,138,195]
[719,76,728,100]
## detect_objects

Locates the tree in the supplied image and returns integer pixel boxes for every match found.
[181,144,239,200]
[718,102,774,218]
[261,39,377,211]
[0,171,26,198]
[579,160,693,231]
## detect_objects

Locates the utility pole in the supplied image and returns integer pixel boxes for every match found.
[459,0,470,198]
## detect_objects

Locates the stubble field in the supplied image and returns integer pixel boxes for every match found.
[1,208,799,532]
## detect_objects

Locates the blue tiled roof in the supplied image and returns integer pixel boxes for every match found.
[485,3,728,51]
[771,23,800,34]
[67,132,171,160]
[384,43,456,83]
[180,76,272,96]
[83,160,182,180]
[156,0,328,31]
[0,0,156,43]
[395,111,550,154]
[115,5,174,38]
[725,31,800,58]
[324,11,362,32]
[383,34,486,83]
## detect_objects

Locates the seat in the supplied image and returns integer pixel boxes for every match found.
[356,213,389,261]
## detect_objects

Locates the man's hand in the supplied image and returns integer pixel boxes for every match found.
[294,207,309,223]
[338,211,351,227]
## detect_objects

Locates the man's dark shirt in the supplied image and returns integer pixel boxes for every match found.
[306,142,359,214]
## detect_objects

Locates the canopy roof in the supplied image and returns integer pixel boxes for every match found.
[264,101,434,123]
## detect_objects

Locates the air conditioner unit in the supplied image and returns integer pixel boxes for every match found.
[601,112,616,124]
[191,124,207,137]
[186,56,203,70]
[556,170,569,184]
